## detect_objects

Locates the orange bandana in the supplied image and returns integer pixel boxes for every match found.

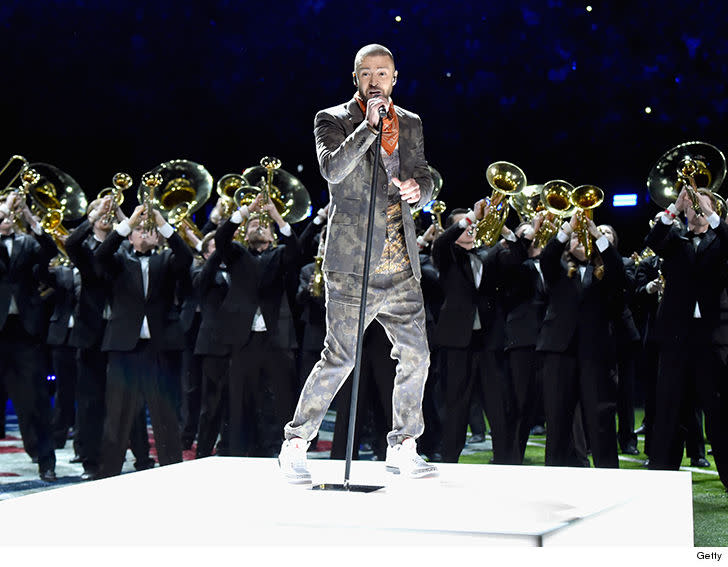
[354,93,399,155]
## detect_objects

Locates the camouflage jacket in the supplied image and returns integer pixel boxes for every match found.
[314,97,433,280]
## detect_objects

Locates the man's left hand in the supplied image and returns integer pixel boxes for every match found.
[393,177,420,204]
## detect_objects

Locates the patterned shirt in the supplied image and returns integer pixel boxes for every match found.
[374,145,411,275]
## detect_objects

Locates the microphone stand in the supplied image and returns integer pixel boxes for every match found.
[312,109,386,493]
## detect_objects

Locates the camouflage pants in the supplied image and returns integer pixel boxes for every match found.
[284,269,430,447]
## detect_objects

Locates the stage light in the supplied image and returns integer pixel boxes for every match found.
[445,71,452,78]
[586,5,593,12]
[395,15,402,22]
[47,375,57,382]
[297,164,304,172]
[613,194,638,207]
[645,106,652,114]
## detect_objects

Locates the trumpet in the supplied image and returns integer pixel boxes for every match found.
[677,156,708,216]
[97,172,133,225]
[570,184,604,258]
[475,161,526,247]
[139,171,163,233]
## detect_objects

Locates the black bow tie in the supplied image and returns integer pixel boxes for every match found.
[134,249,154,258]
[687,231,707,240]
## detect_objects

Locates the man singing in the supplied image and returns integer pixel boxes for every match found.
[279,43,438,483]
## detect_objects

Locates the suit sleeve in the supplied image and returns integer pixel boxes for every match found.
[193,250,221,295]
[66,219,94,276]
[314,109,378,185]
[94,229,125,276]
[167,231,193,277]
[644,219,675,258]
[432,221,466,274]
[540,235,568,286]
[214,217,246,266]
[408,116,433,209]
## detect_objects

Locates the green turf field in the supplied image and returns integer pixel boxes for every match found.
[459,410,727,547]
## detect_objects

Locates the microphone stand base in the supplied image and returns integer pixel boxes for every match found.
[311,483,385,493]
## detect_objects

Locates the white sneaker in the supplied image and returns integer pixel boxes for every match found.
[278,438,312,485]
[385,438,439,479]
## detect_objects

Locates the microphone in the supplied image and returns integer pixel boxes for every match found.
[378,105,388,118]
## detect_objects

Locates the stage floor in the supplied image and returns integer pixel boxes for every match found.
[0,456,693,547]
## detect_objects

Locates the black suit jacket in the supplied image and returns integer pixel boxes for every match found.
[536,236,625,363]
[42,265,80,346]
[65,220,109,348]
[0,231,58,338]
[215,218,299,349]
[432,222,508,349]
[645,219,728,344]
[193,250,231,356]
[500,237,545,351]
[95,229,193,352]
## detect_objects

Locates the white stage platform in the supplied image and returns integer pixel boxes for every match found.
[0,457,693,547]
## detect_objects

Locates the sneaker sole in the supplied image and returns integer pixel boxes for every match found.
[385,465,439,479]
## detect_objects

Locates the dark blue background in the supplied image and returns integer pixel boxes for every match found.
[3,0,727,251]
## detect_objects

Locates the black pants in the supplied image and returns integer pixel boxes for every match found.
[196,354,230,458]
[50,344,77,448]
[650,339,728,488]
[616,341,638,452]
[508,347,541,464]
[180,315,202,448]
[0,316,55,473]
[75,345,107,470]
[542,351,618,468]
[439,331,487,463]
[229,332,296,457]
[100,341,182,477]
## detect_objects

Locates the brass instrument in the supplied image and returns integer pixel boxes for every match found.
[647,141,727,216]
[168,202,204,249]
[570,184,604,258]
[234,156,311,240]
[412,166,443,219]
[0,155,30,192]
[217,174,245,218]
[139,171,163,233]
[138,160,213,240]
[310,227,327,298]
[26,163,87,260]
[5,167,40,230]
[412,166,443,223]
[633,246,664,302]
[430,200,446,231]
[475,161,526,246]
[536,180,576,247]
[509,184,544,224]
[97,173,133,225]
